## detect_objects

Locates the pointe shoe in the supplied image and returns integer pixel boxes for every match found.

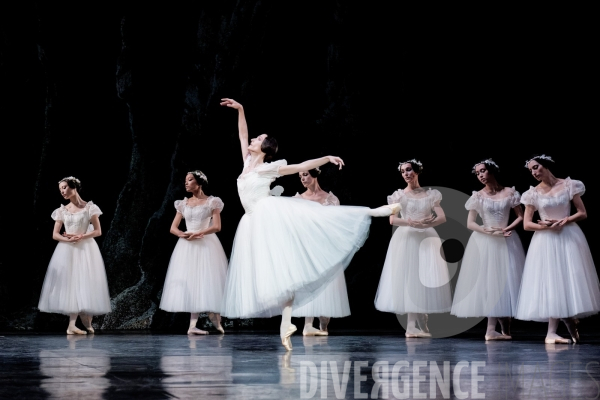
[416,314,429,333]
[208,313,225,334]
[569,327,581,344]
[187,327,209,335]
[544,337,572,344]
[386,203,401,215]
[405,330,432,338]
[315,330,328,336]
[485,333,512,341]
[66,328,87,335]
[85,326,95,334]
[281,324,297,351]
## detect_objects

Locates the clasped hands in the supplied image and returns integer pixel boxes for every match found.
[179,231,205,240]
[61,233,84,243]
[482,227,512,237]
[537,217,569,230]
[406,215,437,229]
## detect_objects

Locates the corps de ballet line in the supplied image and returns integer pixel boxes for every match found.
[37,99,600,349]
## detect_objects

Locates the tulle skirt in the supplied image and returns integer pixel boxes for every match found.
[375,226,452,314]
[159,235,228,313]
[451,231,525,317]
[38,239,111,315]
[516,224,600,321]
[221,196,371,318]
[292,269,351,318]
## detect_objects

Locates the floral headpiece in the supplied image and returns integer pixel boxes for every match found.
[188,170,208,183]
[472,158,499,174]
[314,167,321,173]
[58,176,81,185]
[524,154,554,169]
[398,159,423,171]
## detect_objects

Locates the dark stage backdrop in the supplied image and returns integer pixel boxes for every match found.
[1,3,597,333]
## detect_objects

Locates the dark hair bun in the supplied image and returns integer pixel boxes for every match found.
[261,135,278,162]
[59,176,82,192]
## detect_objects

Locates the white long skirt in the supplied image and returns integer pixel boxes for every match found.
[375,226,452,314]
[451,232,525,317]
[221,196,371,318]
[159,235,228,313]
[38,239,111,315]
[292,269,351,318]
[516,224,600,321]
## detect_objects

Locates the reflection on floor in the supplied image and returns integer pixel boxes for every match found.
[1,331,600,399]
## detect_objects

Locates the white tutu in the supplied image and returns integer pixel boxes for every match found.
[516,178,600,321]
[451,189,525,317]
[159,197,228,313]
[38,202,111,315]
[292,269,351,318]
[221,157,371,318]
[451,232,525,317]
[291,191,351,318]
[375,188,452,314]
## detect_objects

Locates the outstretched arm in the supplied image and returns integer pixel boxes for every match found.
[220,98,248,162]
[278,156,344,176]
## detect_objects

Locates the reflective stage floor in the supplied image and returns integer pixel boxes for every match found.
[2,331,600,399]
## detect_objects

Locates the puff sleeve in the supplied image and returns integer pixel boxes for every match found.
[567,178,585,199]
[429,188,443,206]
[508,187,522,208]
[464,192,480,212]
[257,159,287,180]
[387,189,404,205]
[88,202,103,218]
[520,188,538,210]
[51,207,64,221]
[325,192,340,206]
[209,196,224,212]
[174,199,186,216]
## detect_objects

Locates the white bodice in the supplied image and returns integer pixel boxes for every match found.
[294,191,340,206]
[237,156,287,214]
[51,202,102,235]
[521,178,585,221]
[388,188,442,221]
[175,197,224,232]
[465,187,521,228]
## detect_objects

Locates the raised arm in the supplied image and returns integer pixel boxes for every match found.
[220,98,249,162]
[278,156,344,176]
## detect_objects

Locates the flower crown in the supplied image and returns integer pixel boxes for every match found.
[398,159,423,171]
[188,170,208,183]
[58,176,81,185]
[524,154,554,168]
[472,158,499,173]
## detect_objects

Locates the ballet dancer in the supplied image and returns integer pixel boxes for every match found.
[516,155,600,344]
[159,171,227,334]
[375,159,452,338]
[450,159,525,340]
[219,98,398,350]
[291,168,351,335]
[38,176,111,334]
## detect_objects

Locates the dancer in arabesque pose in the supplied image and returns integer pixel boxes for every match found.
[219,98,399,350]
